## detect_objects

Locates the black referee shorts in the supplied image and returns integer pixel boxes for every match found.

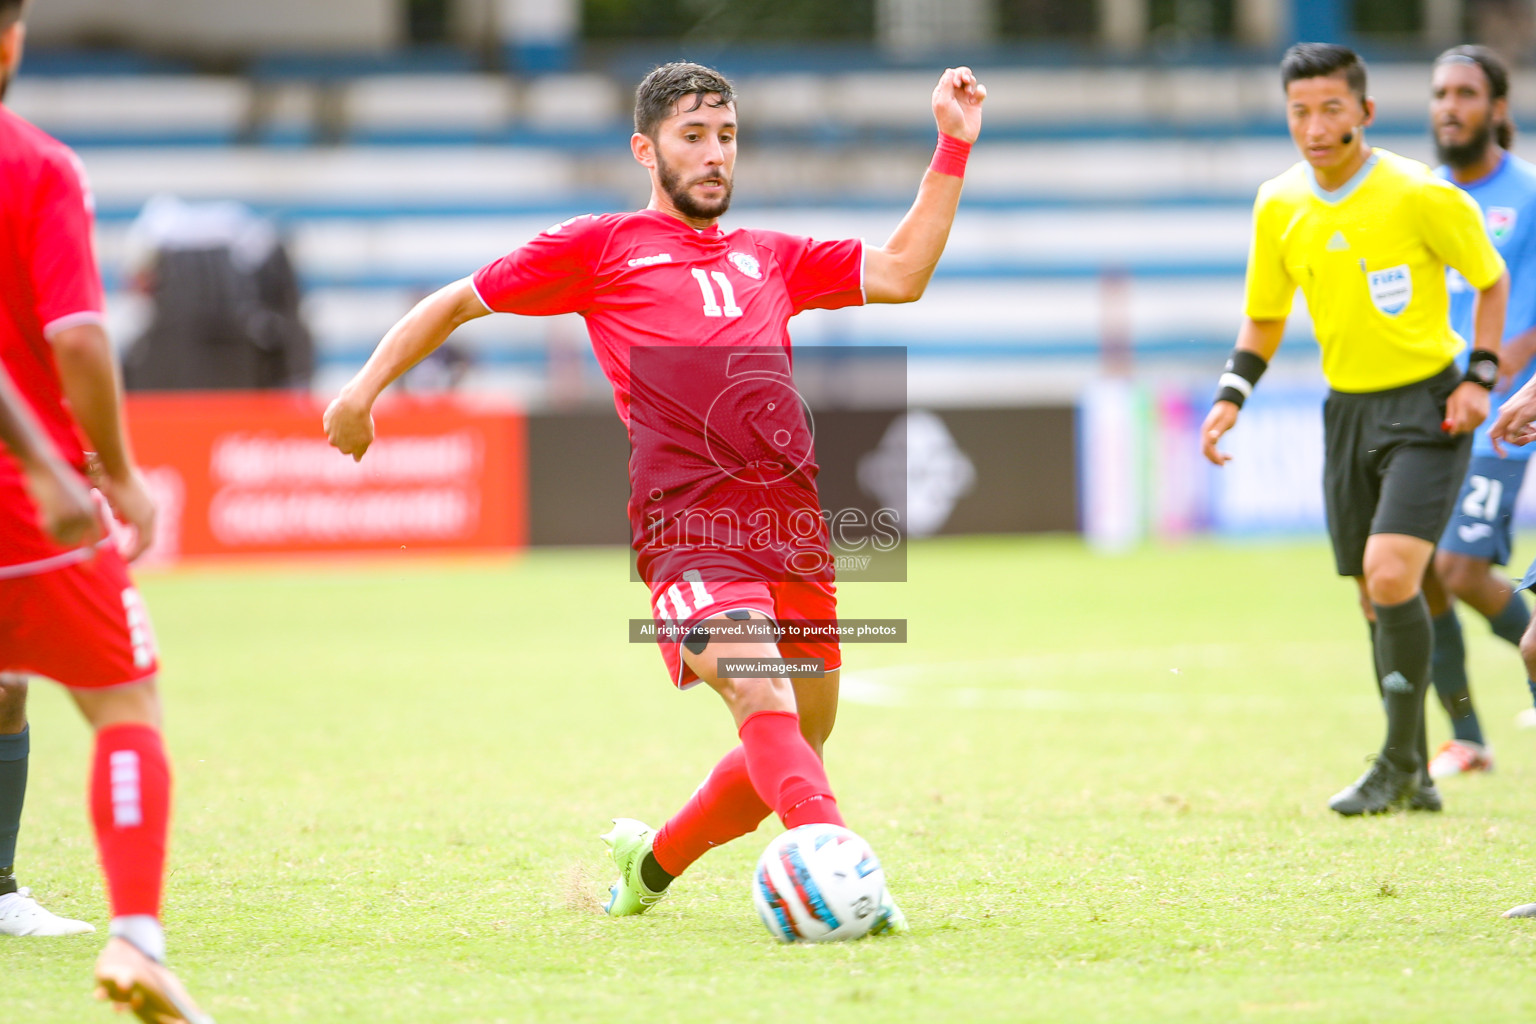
[1323,363,1471,578]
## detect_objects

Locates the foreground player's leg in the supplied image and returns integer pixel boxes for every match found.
[1517,605,1536,729]
[1498,608,1536,918]
[646,746,768,888]
[70,680,212,1024]
[1432,549,1530,768]
[1332,537,1434,815]
[609,666,862,913]
[687,621,844,831]
[0,675,93,937]
[605,613,843,916]
[652,665,842,873]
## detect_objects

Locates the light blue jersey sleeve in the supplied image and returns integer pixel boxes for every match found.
[1443,154,1536,461]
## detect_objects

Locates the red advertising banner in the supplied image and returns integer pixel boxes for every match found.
[125,393,525,562]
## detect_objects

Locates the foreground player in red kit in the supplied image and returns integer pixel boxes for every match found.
[0,363,98,550]
[326,61,984,931]
[0,3,213,1020]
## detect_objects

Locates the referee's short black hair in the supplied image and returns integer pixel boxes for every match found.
[0,0,25,31]
[1437,44,1515,150]
[634,62,735,140]
[1281,43,1368,105]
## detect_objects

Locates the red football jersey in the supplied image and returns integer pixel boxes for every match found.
[472,209,865,583]
[0,105,106,570]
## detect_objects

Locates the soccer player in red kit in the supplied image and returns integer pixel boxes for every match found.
[0,362,98,550]
[0,3,212,1021]
[326,61,985,931]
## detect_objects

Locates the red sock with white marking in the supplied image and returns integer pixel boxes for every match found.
[89,723,170,958]
[651,745,771,876]
[738,710,845,829]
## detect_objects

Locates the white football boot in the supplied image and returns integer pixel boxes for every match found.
[0,887,95,936]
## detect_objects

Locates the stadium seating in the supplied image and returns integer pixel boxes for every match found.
[6,60,1472,402]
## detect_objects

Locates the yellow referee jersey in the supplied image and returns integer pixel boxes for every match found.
[1244,147,1505,393]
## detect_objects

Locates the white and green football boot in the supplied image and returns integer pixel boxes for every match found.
[868,887,909,936]
[600,818,668,917]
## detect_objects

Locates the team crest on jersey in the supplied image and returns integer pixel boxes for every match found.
[728,251,762,279]
[1367,264,1411,317]
[1488,207,1517,240]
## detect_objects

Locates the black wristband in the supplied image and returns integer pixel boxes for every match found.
[1464,349,1499,390]
[1214,349,1269,408]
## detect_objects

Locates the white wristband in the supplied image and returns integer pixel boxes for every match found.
[1217,372,1253,400]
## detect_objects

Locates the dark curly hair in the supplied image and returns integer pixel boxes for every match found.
[633,62,736,139]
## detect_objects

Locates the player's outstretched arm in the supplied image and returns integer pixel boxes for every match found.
[325,278,490,461]
[0,362,100,547]
[1200,317,1286,466]
[1489,372,1536,452]
[50,321,155,559]
[863,67,985,304]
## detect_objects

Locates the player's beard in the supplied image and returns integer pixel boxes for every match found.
[1436,114,1494,169]
[657,152,733,221]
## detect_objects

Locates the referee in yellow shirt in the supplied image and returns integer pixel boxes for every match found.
[1202,43,1509,816]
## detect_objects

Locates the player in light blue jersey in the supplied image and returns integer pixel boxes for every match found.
[1423,46,1536,782]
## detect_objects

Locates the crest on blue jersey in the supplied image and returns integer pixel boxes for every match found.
[1488,206,1517,240]
[1367,264,1411,316]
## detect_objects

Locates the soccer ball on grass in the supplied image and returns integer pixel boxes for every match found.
[752,823,885,943]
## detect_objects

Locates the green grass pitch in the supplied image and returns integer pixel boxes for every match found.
[8,535,1536,1022]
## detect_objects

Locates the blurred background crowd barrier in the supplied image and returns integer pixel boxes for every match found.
[21,0,1536,559]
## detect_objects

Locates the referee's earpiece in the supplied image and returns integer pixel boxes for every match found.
[1341,127,1356,145]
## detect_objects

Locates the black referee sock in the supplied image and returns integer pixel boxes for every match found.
[1368,616,1430,774]
[1374,594,1432,774]
[1367,618,1382,697]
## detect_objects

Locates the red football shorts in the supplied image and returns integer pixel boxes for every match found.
[648,577,841,689]
[0,545,159,689]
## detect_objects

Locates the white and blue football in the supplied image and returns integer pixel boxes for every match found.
[752,823,885,943]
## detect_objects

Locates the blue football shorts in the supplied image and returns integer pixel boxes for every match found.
[1440,454,1530,567]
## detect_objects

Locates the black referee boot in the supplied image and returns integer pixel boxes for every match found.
[1329,756,1416,816]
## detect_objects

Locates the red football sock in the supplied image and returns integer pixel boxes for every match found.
[89,723,171,919]
[738,710,844,829]
[651,746,770,877]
